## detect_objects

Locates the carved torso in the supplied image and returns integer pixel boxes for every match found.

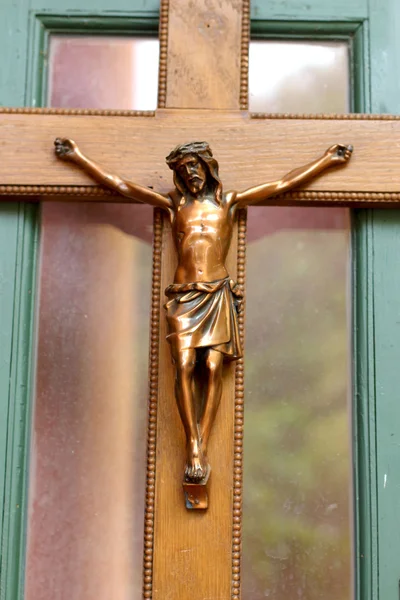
[171,192,236,283]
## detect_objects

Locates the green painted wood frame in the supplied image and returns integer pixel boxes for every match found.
[0,204,37,600]
[1,0,400,598]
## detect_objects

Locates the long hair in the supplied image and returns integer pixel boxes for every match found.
[165,141,223,205]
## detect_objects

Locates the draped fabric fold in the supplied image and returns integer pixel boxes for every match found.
[164,277,243,360]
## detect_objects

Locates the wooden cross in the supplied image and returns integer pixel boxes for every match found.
[1,1,400,599]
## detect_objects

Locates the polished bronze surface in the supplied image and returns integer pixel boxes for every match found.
[54,137,352,501]
[183,464,211,510]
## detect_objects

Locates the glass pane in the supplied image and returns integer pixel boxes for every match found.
[249,41,349,113]
[48,35,159,110]
[25,37,158,600]
[243,41,352,600]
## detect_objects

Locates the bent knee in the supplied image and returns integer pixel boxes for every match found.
[205,352,223,374]
[176,350,196,373]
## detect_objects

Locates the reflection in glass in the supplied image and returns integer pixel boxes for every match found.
[48,36,159,110]
[243,41,352,600]
[249,41,349,113]
[25,37,158,600]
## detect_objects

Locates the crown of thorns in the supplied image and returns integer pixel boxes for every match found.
[165,141,213,168]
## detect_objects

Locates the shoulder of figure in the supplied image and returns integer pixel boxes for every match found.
[224,190,238,208]
[167,190,188,215]
[166,189,179,208]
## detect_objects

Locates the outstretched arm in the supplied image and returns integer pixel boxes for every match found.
[54,138,173,210]
[234,144,353,208]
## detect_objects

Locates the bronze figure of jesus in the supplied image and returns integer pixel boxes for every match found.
[54,138,352,487]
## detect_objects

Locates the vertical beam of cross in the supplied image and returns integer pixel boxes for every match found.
[159,0,248,109]
[146,2,250,599]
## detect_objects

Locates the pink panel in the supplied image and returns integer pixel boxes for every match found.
[26,37,158,600]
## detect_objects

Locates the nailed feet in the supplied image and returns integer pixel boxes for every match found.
[184,437,208,483]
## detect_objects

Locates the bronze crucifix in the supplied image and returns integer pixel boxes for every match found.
[3,0,398,596]
[54,136,352,503]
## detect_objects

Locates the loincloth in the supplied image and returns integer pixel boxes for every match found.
[164,277,243,360]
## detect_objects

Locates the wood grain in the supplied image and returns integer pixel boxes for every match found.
[1,110,400,194]
[152,216,238,600]
[165,0,243,109]
[152,3,247,598]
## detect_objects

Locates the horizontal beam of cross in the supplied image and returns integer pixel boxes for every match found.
[1,109,399,205]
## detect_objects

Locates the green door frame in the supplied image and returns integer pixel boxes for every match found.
[1,0,399,598]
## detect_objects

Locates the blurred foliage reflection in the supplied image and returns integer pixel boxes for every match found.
[243,39,351,600]
[243,210,351,599]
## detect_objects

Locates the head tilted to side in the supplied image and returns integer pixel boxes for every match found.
[165,141,223,204]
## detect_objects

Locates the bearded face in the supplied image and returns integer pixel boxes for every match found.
[175,154,208,195]
[166,142,223,204]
